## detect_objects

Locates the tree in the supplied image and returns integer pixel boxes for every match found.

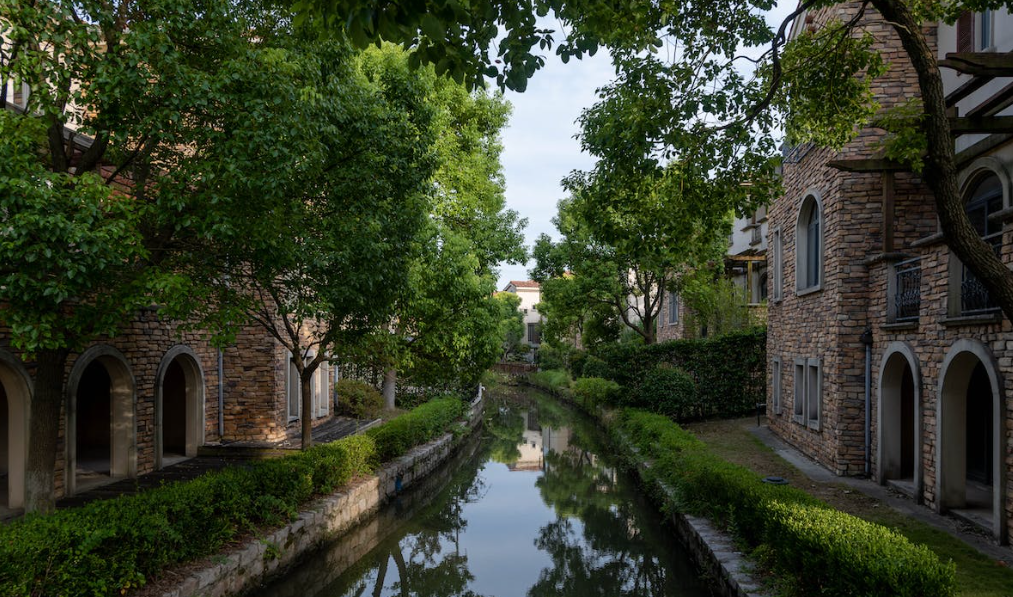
[1,0,347,511]
[532,168,731,345]
[358,78,526,408]
[182,42,440,449]
[492,292,526,362]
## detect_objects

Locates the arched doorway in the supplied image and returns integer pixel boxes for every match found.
[0,351,31,510]
[155,347,205,469]
[66,346,136,496]
[937,340,1006,543]
[877,344,920,498]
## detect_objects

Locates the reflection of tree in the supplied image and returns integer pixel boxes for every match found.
[484,403,525,465]
[341,436,492,597]
[530,416,676,597]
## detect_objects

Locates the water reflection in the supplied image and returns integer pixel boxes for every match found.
[253,392,708,597]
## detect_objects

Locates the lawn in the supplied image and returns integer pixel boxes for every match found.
[684,417,1013,597]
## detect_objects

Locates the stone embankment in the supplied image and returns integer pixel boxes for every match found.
[153,396,484,597]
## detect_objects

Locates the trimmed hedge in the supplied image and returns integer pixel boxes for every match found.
[366,396,468,462]
[591,327,765,421]
[0,398,467,597]
[633,366,697,418]
[613,409,956,597]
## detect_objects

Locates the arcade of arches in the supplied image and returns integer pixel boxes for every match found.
[879,342,1007,541]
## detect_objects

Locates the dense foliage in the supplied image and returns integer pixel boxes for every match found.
[0,398,468,596]
[570,377,621,411]
[589,327,766,421]
[612,410,956,597]
[335,379,384,420]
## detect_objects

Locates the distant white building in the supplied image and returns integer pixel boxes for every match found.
[502,280,545,348]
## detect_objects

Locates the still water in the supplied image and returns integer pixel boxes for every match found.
[252,389,711,597]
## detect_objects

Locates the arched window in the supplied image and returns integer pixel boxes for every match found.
[796,194,823,292]
[959,173,1002,315]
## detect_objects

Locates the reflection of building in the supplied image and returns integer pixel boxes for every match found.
[509,410,545,471]
[501,281,545,348]
[766,3,1013,544]
[658,208,768,341]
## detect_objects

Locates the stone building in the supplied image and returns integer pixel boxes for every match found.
[0,313,336,510]
[766,2,1012,544]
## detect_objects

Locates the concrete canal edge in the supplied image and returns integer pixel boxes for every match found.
[524,381,771,597]
[155,396,485,597]
[614,431,772,597]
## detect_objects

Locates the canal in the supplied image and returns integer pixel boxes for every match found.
[251,389,711,597]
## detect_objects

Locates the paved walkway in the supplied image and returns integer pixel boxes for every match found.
[750,424,1012,565]
[1,416,380,521]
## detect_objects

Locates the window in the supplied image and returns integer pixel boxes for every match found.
[772,228,783,301]
[668,291,679,324]
[796,194,823,292]
[311,362,330,419]
[958,173,1003,315]
[772,356,782,415]
[792,357,821,429]
[527,323,541,344]
[806,358,821,429]
[793,359,805,423]
[287,357,300,421]
[980,10,993,49]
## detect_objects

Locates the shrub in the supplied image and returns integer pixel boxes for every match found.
[366,396,468,463]
[335,379,384,419]
[535,344,567,371]
[572,377,620,410]
[612,409,956,597]
[527,369,571,395]
[581,355,608,379]
[567,349,588,377]
[0,399,467,597]
[633,366,697,419]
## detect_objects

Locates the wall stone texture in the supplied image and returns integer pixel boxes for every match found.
[767,2,1011,543]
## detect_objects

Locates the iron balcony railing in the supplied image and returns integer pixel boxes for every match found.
[893,257,922,322]
[961,232,1002,316]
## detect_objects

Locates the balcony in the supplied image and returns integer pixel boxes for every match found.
[892,257,922,323]
[960,233,1002,316]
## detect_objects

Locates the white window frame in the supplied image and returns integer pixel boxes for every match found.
[979,9,994,50]
[795,192,824,295]
[772,227,783,302]
[286,354,300,422]
[311,361,330,419]
[772,356,782,415]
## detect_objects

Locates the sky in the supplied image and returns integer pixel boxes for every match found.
[494,1,798,290]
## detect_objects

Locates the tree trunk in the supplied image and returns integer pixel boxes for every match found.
[25,348,68,514]
[382,368,397,411]
[300,364,318,450]
[372,552,389,597]
[391,545,410,597]
[873,0,1013,323]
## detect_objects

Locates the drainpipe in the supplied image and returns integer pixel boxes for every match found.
[860,328,874,477]
[217,349,224,439]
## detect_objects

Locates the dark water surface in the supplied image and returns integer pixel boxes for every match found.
[251,389,711,597]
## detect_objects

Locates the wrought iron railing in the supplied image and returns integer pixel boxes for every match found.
[893,257,922,322]
[960,232,1002,315]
